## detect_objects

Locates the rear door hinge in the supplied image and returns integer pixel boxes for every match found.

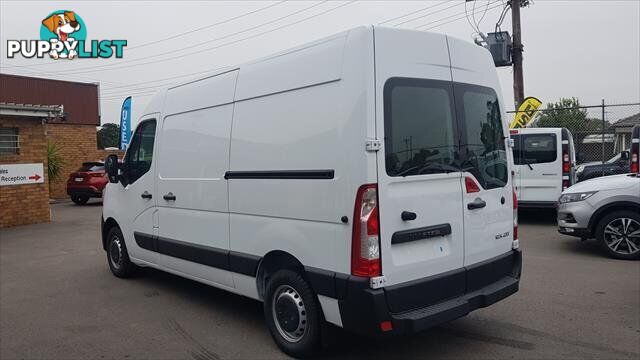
[365,138,382,152]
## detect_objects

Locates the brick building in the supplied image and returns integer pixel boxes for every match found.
[0,104,61,227]
[0,74,114,227]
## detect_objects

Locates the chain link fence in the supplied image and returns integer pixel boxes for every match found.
[507,102,640,167]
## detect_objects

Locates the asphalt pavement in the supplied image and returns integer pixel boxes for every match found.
[1,202,638,359]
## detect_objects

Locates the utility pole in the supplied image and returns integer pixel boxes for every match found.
[511,0,525,109]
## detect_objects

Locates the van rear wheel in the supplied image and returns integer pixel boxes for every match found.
[106,227,137,277]
[264,270,321,358]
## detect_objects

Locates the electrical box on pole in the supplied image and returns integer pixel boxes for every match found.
[485,32,513,67]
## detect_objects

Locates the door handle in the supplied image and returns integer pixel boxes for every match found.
[140,191,152,199]
[401,211,417,221]
[163,192,176,201]
[467,198,487,210]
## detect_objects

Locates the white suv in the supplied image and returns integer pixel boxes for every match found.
[101,26,521,357]
[558,173,640,260]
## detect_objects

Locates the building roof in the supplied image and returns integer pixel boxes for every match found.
[610,112,640,128]
[0,102,64,119]
[0,74,99,126]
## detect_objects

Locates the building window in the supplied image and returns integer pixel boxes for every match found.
[0,127,19,155]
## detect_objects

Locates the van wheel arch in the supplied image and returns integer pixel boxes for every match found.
[256,251,305,300]
[102,217,121,251]
[588,202,640,236]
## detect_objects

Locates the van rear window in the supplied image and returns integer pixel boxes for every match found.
[383,78,508,190]
[384,79,458,177]
[455,84,508,189]
[511,134,557,164]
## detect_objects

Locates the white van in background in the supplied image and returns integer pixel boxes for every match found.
[101,26,521,357]
[510,128,576,208]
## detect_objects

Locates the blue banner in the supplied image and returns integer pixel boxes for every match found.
[120,96,132,150]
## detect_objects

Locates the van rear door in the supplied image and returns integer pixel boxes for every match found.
[447,36,514,266]
[373,29,465,294]
[516,130,561,203]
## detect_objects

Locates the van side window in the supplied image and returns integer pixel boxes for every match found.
[124,120,156,184]
[512,134,557,165]
[456,85,508,189]
[384,78,458,177]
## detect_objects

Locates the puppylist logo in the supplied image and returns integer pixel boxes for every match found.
[7,10,127,60]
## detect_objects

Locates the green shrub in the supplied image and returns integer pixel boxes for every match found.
[47,141,65,184]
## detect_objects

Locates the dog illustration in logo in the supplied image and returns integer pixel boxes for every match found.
[41,11,80,59]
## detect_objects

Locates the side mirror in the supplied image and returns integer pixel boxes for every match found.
[105,154,120,183]
[620,151,630,161]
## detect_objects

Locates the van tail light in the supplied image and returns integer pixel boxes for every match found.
[465,176,480,193]
[561,141,572,189]
[89,172,105,177]
[512,189,519,248]
[351,184,381,277]
[562,154,570,173]
[631,138,639,174]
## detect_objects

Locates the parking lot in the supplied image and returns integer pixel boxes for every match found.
[1,201,638,359]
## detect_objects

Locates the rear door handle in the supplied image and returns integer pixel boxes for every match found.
[401,211,417,221]
[141,191,152,199]
[163,192,176,201]
[467,198,486,210]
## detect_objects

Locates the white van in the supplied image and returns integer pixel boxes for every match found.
[510,127,576,208]
[101,26,521,357]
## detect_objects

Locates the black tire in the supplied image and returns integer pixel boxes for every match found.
[71,195,89,205]
[595,210,640,260]
[264,270,322,358]
[106,226,137,277]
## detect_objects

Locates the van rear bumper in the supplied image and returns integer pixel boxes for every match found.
[337,249,522,336]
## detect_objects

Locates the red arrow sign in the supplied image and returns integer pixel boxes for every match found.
[28,174,41,181]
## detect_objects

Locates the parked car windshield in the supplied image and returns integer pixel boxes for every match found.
[77,162,104,172]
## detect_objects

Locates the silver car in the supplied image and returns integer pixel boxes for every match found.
[557,173,640,259]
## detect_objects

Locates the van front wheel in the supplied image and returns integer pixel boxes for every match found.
[264,270,321,358]
[106,227,137,277]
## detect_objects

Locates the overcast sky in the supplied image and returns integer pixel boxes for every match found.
[1,0,639,127]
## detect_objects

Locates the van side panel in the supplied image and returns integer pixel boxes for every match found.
[154,71,239,287]
[164,70,238,113]
[228,27,374,274]
[234,34,346,101]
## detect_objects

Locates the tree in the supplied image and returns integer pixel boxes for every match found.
[97,123,120,149]
[535,97,605,133]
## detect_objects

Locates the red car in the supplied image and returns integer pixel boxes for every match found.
[66,161,108,205]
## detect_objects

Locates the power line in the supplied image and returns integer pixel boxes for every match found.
[392,1,465,27]
[377,0,454,25]
[128,1,287,50]
[425,2,503,30]
[0,1,287,70]
[3,2,355,95]
[54,1,357,76]
[413,0,503,30]
[2,1,329,74]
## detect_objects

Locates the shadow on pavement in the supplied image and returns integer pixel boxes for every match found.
[518,208,556,225]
